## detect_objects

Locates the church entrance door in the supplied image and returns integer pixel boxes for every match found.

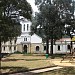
[24,45,27,53]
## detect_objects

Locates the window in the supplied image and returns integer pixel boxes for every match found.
[36,46,39,51]
[58,45,60,51]
[27,24,29,31]
[24,24,25,31]
[9,46,11,50]
[14,39,16,44]
[26,38,27,41]
[10,40,12,44]
[67,45,70,50]
[4,47,5,51]
[44,46,46,51]
[24,38,25,41]
[24,38,27,41]
[14,46,16,50]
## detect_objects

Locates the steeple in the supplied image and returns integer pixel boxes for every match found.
[19,16,31,33]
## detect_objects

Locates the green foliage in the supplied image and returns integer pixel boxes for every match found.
[0,16,21,42]
[0,0,32,20]
[0,0,32,42]
[14,51,22,54]
[33,0,75,39]
[32,0,65,40]
[31,0,74,54]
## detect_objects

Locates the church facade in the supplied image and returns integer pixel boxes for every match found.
[16,17,44,53]
[1,17,75,54]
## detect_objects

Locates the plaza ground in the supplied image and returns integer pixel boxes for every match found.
[1,54,54,74]
[1,54,75,74]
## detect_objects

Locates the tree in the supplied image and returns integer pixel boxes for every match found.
[0,0,32,57]
[31,0,74,55]
[53,0,75,53]
[32,0,63,55]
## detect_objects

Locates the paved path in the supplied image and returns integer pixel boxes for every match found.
[29,66,62,73]
[51,58,75,67]
[9,66,63,75]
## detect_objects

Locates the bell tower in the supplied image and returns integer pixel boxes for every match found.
[17,16,32,53]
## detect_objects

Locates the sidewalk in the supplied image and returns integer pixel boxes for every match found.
[51,58,75,67]
[8,66,63,75]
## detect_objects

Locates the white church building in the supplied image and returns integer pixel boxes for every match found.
[1,17,75,54]
[16,17,43,53]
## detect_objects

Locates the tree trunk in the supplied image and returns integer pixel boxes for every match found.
[46,38,49,54]
[70,36,72,54]
[0,38,1,60]
[51,38,53,55]
[50,27,53,55]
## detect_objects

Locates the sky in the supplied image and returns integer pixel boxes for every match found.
[27,0,38,15]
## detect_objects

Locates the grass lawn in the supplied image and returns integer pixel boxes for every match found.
[1,54,54,74]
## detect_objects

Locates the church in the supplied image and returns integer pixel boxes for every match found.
[16,16,43,53]
[1,17,75,54]
[1,17,44,54]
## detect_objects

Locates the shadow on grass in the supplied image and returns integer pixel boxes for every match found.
[49,54,66,58]
[1,66,56,75]
[1,54,67,62]
[1,58,48,62]
[1,67,29,74]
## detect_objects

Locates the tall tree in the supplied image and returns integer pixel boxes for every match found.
[0,0,32,57]
[53,0,74,51]
[31,0,74,55]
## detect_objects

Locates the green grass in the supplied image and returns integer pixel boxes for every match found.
[1,54,54,74]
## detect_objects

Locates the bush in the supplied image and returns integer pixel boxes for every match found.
[14,51,22,54]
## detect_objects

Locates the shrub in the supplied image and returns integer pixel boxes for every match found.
[14,51,22,54]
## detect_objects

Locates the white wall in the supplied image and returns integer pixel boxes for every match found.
[31,34,42,43]
[17,37,22,44]
[21,21,31,33]
[48,39,71,54]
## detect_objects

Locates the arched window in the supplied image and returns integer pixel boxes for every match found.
[14,46,16,50]
[14,39,17,44]
[36,46,39,51]
[4,47,5,51]
[24,24,25,31]
[27,24,29,31]
[67,45,70,50]
[44,46,46,51]
[58,45,60,51]
[10,40,12,44]
[24,38,25,41]
[9,46,12,51]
